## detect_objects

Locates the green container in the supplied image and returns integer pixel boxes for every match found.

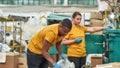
[85,34,105,54]
[48,45,67,54]
[105,30,120,62]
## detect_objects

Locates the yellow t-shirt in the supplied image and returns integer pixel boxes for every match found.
[65,25,87,57]
[28,24,64,54]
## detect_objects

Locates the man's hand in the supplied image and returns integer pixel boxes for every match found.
[74,38,82,43]
[53,62,61,68]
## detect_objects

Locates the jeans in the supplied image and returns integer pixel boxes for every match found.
[68,56,86,68]
[27,49,48,68]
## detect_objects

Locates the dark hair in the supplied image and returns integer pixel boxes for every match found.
[60,18,72,29]
[72,11,82,19]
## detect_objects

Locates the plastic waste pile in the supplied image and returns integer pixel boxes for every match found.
[57,59,75,68]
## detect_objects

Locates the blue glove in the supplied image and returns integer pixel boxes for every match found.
[104,25,112,30]
[74,38,82,43]
[60,53,67,61]
[53,62,61,68]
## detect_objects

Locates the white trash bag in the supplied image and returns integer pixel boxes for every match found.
[57,59,75,68]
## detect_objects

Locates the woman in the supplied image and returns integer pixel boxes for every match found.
[61,11,110,68]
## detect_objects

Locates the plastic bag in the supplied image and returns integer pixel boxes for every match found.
[57,59,75,68]
[0,43,11,52]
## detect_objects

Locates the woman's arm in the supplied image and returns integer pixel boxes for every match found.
[87,27,104,33]
[61,38,75,45]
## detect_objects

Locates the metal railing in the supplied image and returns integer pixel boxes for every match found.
[0,0,97,6]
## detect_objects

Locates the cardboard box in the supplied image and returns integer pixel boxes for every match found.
[91,56,103,68]
[0,52,19,68]
[96,62,120,68]
[90,19,103,27]
[82,65,91,68]
[18,57,27,68]
[91,12,103,20]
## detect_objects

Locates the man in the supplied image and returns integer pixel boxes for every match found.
[27,19,72,68]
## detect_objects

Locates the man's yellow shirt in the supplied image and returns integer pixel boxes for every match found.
[65,25,87,57]
[28,24,64,54]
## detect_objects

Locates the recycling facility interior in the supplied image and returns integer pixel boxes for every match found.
[0,0,120,68]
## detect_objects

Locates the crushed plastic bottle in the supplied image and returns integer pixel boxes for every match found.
[57,59,75,68]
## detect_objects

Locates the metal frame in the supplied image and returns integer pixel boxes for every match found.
[0,0,97,6]
[0,17,23,56]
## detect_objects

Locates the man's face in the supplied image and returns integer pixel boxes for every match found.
[59,25,71,36]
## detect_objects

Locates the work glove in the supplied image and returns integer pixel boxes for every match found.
[53,62,61,68]
[104,25,112,30]
[60,53,67,61]
[74,38,82,43]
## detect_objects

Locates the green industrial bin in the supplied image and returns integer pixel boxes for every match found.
[104,30,120,62]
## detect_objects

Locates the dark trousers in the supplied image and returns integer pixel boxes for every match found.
[27,49,49,68]
[68,56,86,68]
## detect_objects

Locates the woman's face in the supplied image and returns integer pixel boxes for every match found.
[72,15,82,25]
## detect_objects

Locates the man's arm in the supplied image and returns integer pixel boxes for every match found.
[56,41,67,61]
[42,39,55,64]
[56,41,62,54]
